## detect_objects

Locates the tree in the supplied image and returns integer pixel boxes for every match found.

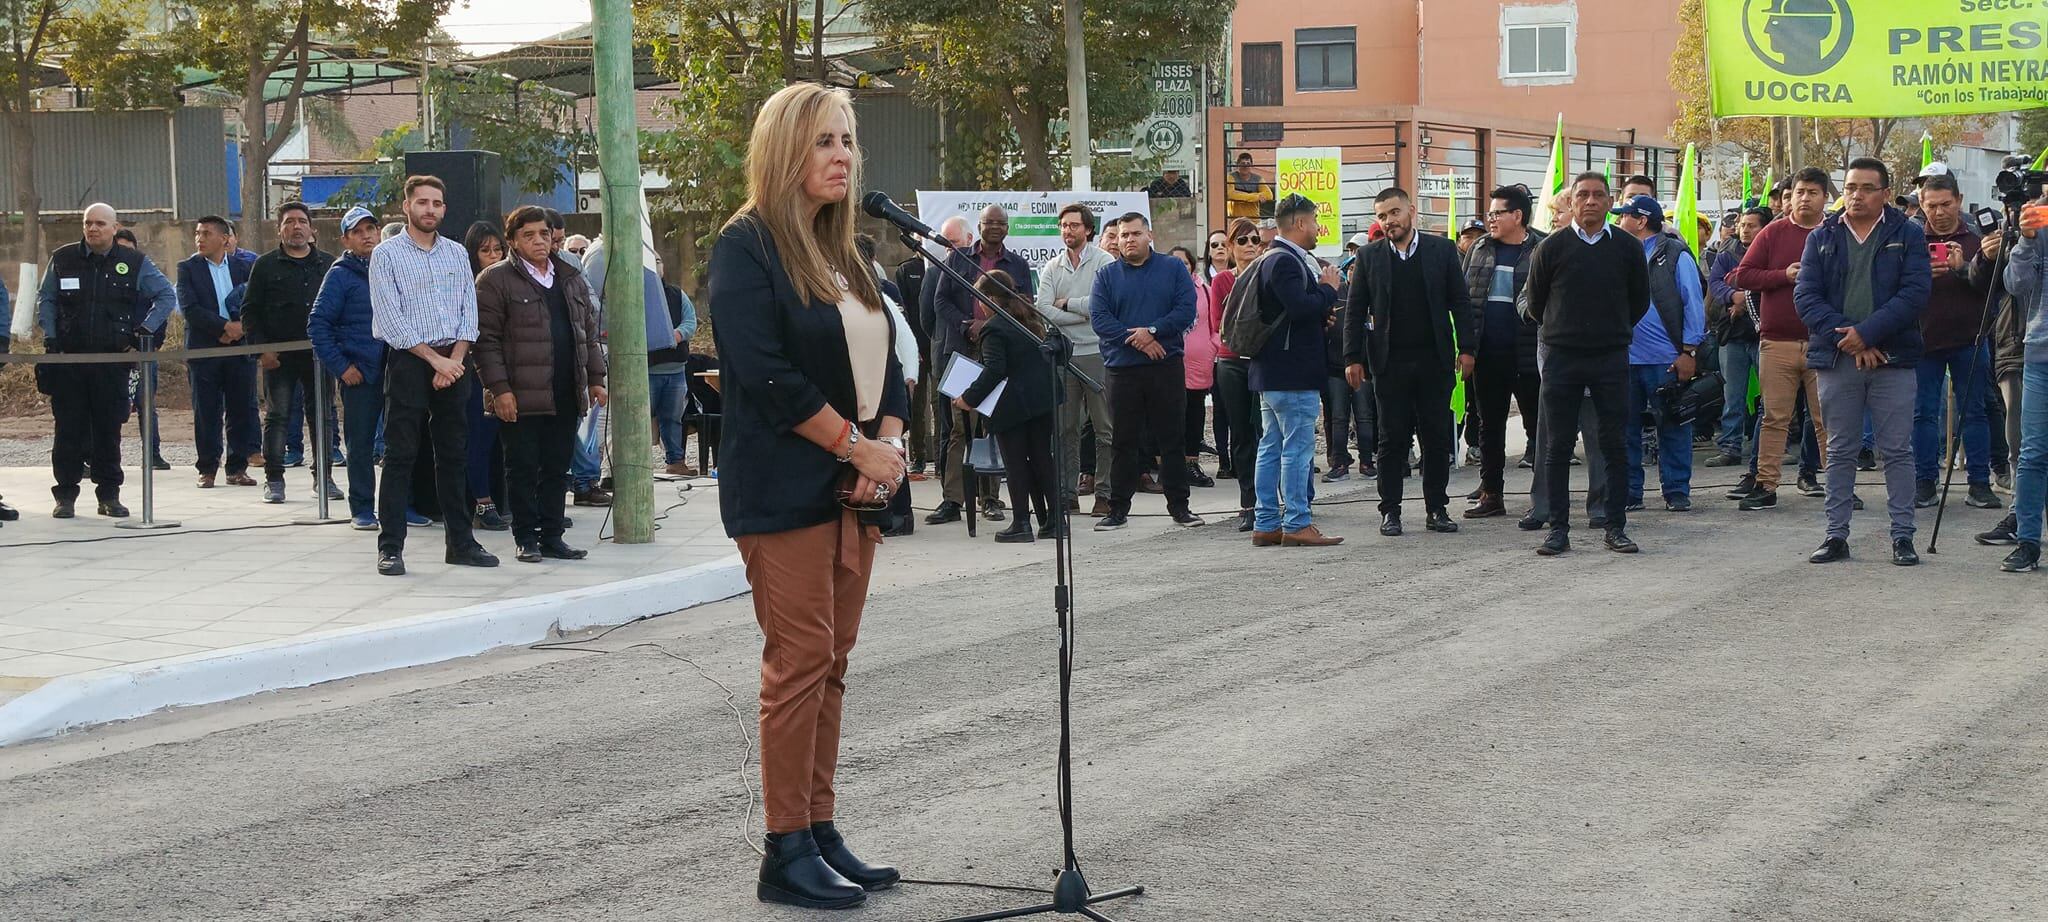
[431,68,591,195]
[864,0,1233,190]
[635,0,803,226]
[2020,109,2048,163]
[0,1,66,257]
[3,2,183,255]
[69,1,447,247]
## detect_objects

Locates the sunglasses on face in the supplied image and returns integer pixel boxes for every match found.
[1233,235,1259,245]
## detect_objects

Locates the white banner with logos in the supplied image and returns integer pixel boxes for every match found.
[914,191,1152,269]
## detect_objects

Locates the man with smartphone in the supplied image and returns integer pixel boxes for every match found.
[1912,174,2000,511]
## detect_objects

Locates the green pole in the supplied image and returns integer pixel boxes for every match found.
[592,0,652,543]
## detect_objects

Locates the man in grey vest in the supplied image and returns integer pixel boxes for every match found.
[1613,194,1707,511]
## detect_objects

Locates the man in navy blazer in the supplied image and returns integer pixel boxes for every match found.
[178,215,260,487]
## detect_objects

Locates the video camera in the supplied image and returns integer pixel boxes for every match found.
[1996,155,2046,208]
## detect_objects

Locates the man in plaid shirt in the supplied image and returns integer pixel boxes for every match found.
[369,175,498,576]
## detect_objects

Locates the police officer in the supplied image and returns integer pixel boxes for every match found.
[36,203,177,518]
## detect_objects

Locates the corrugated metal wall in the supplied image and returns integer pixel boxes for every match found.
[0,108,228,220]
[852,93,939,205]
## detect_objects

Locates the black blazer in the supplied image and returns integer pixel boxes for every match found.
[1342,233,1477,378]
[961,318,1056,433]
[176,251,256,350]
[708,213,910,538]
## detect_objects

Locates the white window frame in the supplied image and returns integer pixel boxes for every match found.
[1499,3,1577,86]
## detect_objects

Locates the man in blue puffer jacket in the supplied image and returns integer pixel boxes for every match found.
[307,206,386,528]
[1794,157,1932,566]
[1996,189,2048,572]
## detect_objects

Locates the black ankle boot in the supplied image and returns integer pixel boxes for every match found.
[812,821,900,891]
[758,828,866,909]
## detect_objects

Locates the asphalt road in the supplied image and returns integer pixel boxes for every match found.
[3,469,2045,921]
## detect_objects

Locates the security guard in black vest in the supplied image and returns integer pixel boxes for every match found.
[36,203,178,518]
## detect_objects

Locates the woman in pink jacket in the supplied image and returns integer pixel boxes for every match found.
[1171,245,1219,488]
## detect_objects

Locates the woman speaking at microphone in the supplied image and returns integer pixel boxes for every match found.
[708,82,909,910]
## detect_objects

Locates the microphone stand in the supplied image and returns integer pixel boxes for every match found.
[899,227,1142,921]
[1928,200,2019,553]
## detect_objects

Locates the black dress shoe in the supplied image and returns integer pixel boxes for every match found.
[378,552,406,576]
[52,500,75,519]
[97,500,131,518]
[1517,513,1547,531]
[1537,530,1570,556]
[0,501,15,521]
[994,520,1035,543]
[1379,513,1402,537]
[1036,521,1065,540]
[758,828,866,909]
[811,821,900,892]
[924,500,962,525]
[1809,537,1850,564]
[516,542,545,563]
[1603,529,1639,554]
[150,456,172,471]
[539,539,588,560]
[1425,509,1458,533]
[446,544,501,568]
[1891,537,1920,566]
[1236,509,1255,533]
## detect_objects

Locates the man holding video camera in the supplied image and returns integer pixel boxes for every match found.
[1995,175,2048,573]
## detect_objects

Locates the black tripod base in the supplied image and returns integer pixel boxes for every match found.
[938,875,1145,922]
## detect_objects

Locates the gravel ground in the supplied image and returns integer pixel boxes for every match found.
[1,461,2042,921]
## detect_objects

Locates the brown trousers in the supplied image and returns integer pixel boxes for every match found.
[1757,339,1829,491]
[736,509,878,833]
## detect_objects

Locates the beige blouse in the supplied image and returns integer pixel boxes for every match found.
[837,276,890,423]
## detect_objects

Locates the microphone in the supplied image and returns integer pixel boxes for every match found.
[862,191,936,240]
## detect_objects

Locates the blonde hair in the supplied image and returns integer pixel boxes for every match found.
[726,82,883,312]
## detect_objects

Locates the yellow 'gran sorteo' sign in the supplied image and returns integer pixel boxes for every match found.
[1707,0,2048,117]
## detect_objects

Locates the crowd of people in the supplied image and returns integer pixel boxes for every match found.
[879,158,2048,572]
[16,187,709,571]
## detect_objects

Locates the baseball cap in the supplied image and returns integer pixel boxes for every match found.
[342,205,378,231]
[1916,161,1951,182]
[1348,231,1370,248]
[1459,217,1486,235]
[1610,194,1665,223]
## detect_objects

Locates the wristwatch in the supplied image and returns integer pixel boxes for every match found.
[878,435,907,456]
[1146,325,1158,335]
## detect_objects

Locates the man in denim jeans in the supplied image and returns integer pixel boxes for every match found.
[1248,194,1344,547]
[647,258,700,475]
[1997,191,2048,573]
[1796,158,1932,567]
[1613,195,1707,512]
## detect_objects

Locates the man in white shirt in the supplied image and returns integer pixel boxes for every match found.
[1036,203,1118,514]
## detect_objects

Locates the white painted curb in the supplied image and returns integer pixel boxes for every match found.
[0,553,749,746]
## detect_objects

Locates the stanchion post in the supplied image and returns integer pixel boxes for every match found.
[294,354,345,525]
[117,333,180,531]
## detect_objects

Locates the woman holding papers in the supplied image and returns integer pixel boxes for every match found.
[707,82,908,910]
[957,270,1059,542]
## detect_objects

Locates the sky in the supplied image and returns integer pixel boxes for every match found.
[438,0,591,52]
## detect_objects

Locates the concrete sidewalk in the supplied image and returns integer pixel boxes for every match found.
[0,463,744,736]
[0,458,1270,742]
